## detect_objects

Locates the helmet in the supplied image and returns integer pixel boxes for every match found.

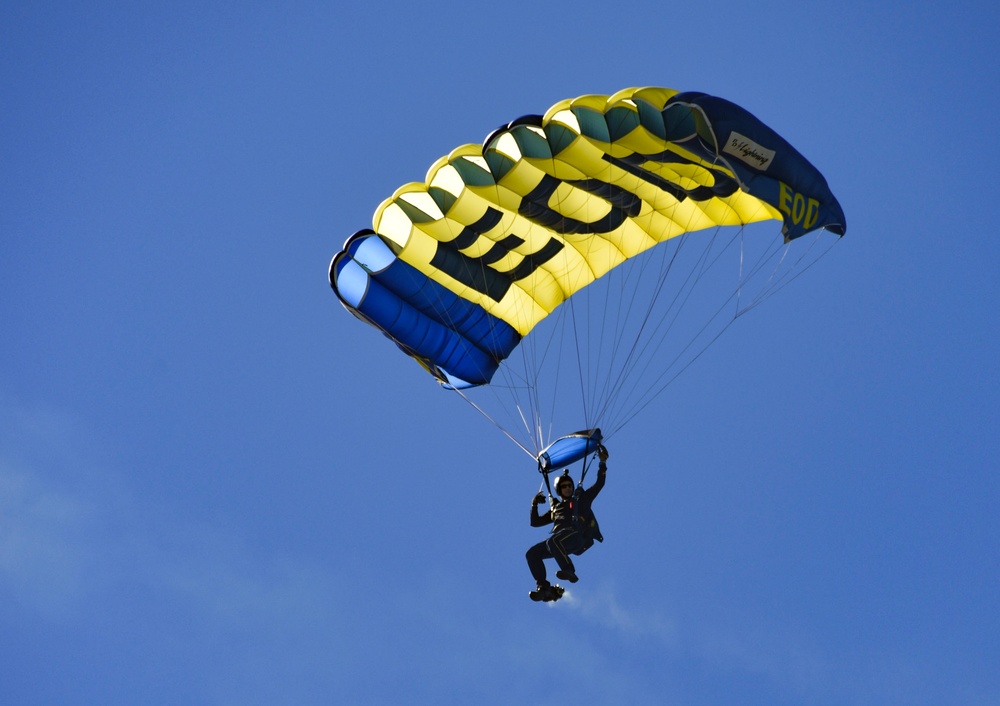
[554,472,574,493]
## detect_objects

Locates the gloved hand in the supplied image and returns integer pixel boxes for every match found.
[532,492,546,506]
[597,444,609,462]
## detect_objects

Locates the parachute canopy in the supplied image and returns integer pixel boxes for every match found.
[330,87,845,393]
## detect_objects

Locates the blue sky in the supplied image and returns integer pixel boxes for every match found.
[3,1,999,704]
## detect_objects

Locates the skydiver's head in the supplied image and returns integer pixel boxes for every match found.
[555,473,574,499]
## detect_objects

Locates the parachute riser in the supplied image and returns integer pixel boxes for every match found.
[538,460,556,501]
[578,453,593,486]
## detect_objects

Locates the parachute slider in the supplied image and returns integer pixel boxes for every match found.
[537,429,603,474]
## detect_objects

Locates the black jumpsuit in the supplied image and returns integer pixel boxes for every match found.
[526,467,605,585]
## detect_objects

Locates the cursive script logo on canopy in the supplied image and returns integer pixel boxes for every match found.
[723,131,775,171]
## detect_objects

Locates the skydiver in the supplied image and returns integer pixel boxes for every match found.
[526,444,609,602]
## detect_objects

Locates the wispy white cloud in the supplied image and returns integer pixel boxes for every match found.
[562,577,834,699]
[0,401,364,705]
[0,462,95,617]
[0,457,345,630]
[691,617,833,695]
[0,398,344,631]
[563,581,680,647]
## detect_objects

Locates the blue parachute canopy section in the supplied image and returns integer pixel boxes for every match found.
[538,429,603,473]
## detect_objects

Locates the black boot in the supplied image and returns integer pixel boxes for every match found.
[529,582,553,602]
[556,569,578,583]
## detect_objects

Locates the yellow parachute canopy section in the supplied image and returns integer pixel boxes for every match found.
[368,88,796,340]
